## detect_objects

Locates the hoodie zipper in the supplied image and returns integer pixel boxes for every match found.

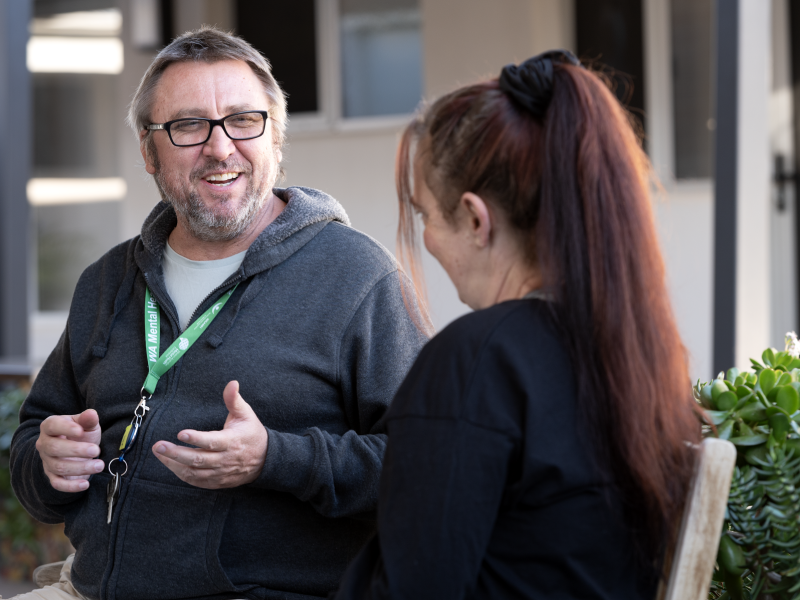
[184,273,243,330]
[103,272,243,599]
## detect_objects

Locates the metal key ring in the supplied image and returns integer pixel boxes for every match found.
[108,457,128,477]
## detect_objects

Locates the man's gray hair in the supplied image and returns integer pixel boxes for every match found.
[127,25,288,152]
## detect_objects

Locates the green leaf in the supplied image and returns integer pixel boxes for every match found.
[700,383,715,409]
[706,409,734,425]
[727,367,742,383]
[717,391,738,411]
[745,444,769,465]
[729,433,768,446]
[712,379,731,403]
[734,395,755,414]
[777,385,800,414]
[764,348,777,367]
[785,438,800,457]
[769,411,792,441]
[768,385,781,403]
[737,402,767,422]
[718,533,746,577]
[722,571,745,600]
[759,369,778,395]
[718,419,736,440]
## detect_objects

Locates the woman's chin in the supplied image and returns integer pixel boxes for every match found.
[456,291,483,311]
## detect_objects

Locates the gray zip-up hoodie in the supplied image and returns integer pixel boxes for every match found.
[11,187,429,600]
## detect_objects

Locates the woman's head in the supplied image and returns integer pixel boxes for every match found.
[397,52,700,569]
[398,76,547,308]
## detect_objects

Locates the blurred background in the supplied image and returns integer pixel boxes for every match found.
[0,0,793,589]
[0,0,793,421]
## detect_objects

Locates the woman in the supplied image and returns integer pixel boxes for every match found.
[334,51,701,599]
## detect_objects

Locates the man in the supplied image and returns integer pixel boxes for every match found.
[10,26,429,600]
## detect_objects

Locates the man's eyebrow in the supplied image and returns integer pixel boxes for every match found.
[167,105,265,121]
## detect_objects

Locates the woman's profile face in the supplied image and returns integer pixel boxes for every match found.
[412,159,480,307]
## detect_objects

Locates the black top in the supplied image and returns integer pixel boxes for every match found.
[334,299,657,599]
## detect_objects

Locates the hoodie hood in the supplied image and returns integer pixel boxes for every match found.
[138,186,351,276]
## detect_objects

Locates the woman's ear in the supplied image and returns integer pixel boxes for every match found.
[460,192,492,248]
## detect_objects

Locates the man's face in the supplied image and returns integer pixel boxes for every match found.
[142,59,282,242]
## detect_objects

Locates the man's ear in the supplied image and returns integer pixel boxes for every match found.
[460,192,492,248]
[140,130,156,174]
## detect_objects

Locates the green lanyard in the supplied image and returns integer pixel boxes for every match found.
[141,286,238,397]
[110,284,239,472]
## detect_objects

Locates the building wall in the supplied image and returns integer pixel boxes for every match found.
[31,0,789,385]
[283,0,577,330]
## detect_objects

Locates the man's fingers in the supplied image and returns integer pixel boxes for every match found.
[44,457,105,478]
[222,380,254,420]
[152,449,241,490]
[38,436,100,460]
[48,476,91,493]
[152,440,225,468]
[175,429,229,451]
[41,415,86,439]
[42,412,102,447]
[152,451,226,489]
[74,409,100,433]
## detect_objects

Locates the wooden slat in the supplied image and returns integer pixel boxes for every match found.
[661,437,737,600]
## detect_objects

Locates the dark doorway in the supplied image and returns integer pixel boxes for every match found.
[575,0,645,135]
[236,0,319,115]
[789,2,800,329]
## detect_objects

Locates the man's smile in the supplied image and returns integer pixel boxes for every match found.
[203,172,241,187]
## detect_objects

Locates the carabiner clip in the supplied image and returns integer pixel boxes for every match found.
[133,397,150,419]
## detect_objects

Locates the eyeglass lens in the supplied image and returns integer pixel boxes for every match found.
[169,112,266,146]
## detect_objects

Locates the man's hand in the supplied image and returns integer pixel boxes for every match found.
[152,380,268,489]
[36,409,103,493]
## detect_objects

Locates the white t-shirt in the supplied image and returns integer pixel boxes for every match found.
[162,242,247,331]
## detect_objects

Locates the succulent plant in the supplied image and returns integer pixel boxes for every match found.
[700,334,800,599]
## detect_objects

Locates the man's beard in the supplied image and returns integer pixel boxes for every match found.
[151,150,275,243]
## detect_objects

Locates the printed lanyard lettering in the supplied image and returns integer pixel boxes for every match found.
[105,285,238,523]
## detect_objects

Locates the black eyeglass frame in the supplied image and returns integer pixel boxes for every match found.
[145,110,270,147]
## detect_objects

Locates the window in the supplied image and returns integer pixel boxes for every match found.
[234,0,423,122]
[340,0,423,118]
[671,0,714,179]
[28,8,123,311]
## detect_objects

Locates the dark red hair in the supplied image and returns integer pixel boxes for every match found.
[396,64,701,568]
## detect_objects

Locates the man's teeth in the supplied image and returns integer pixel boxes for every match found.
[205,172,240,185]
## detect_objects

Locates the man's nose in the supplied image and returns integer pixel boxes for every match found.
[202,123,236,162]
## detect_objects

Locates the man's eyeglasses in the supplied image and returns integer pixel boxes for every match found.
[146,110,270,147]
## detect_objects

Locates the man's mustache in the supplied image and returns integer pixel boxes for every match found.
[190,160,252,181]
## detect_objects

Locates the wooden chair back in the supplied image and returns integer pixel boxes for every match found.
[658,437,737,600]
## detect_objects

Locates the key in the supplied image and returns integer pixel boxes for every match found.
[106,473,120,524]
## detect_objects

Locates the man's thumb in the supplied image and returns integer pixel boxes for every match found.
[75,409,99,432]
[223,380,251,419]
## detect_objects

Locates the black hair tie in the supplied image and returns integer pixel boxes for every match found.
[499,50,581,117]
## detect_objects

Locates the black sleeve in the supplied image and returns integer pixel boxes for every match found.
[334,415,513,599]
[10,324,88,523]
